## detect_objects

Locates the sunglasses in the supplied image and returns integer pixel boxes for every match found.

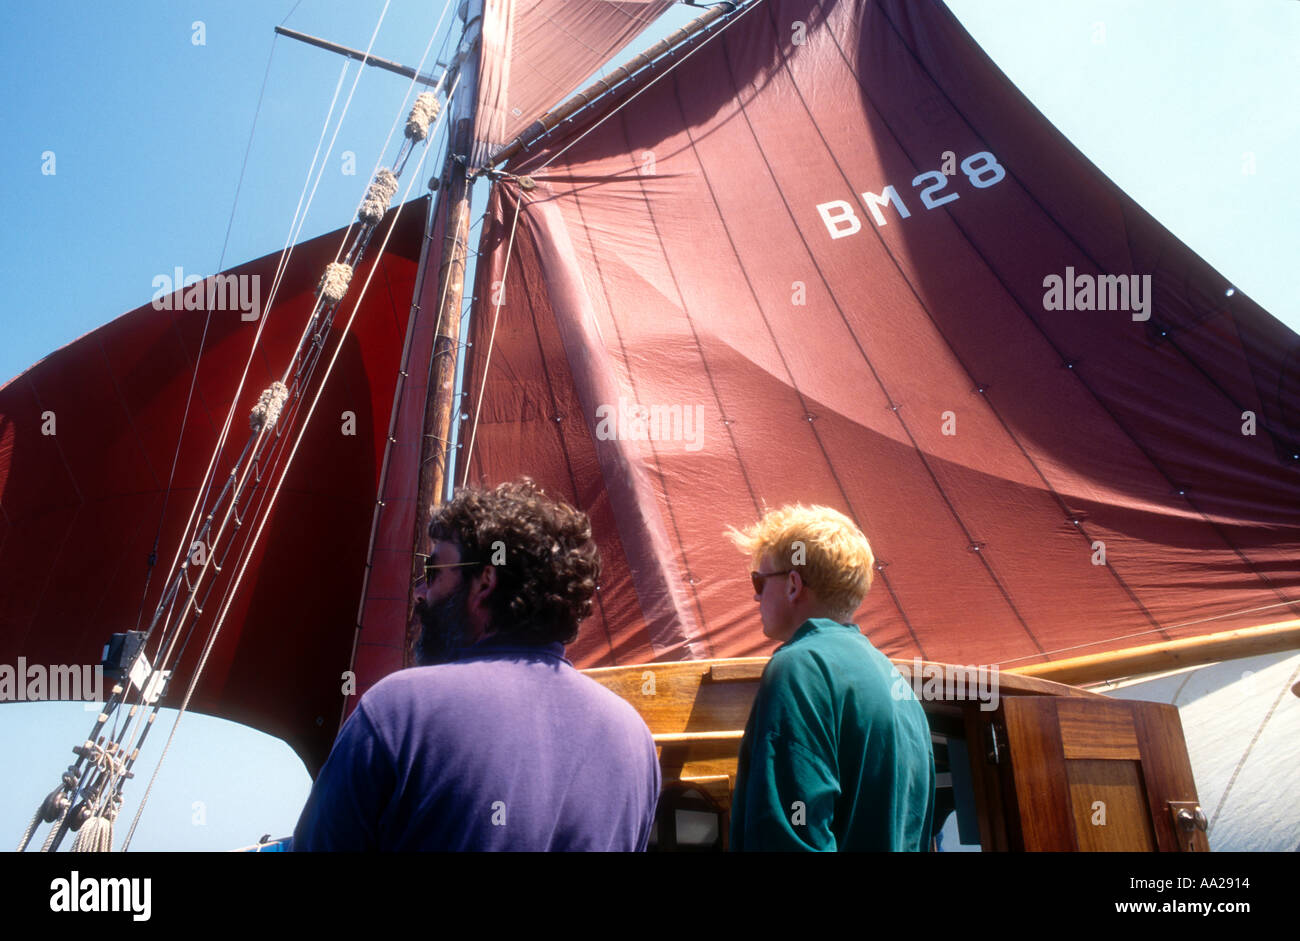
[417,555,479,584]
[751,569,793,594]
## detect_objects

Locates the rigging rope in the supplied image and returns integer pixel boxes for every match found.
[125,2,459,800]
[124,59,358,734]
[156,3,395,647]
[22,0,469,853]
[119,2,401,715]
[134,25,287,636]
[120,72,457,853]
[186,54,378,540]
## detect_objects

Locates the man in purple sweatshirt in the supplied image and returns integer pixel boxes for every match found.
[293,479,660,851]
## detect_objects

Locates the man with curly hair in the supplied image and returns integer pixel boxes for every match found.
[293,480,659,851]
[726,504,935,851]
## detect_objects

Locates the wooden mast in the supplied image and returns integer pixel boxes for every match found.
[406,0,485,663]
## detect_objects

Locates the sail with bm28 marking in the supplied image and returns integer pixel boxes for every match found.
[458,0,1300,671]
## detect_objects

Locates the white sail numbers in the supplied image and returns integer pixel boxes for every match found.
[815,151,1006,239]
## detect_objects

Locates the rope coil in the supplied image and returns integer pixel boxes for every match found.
[71,814,114,853]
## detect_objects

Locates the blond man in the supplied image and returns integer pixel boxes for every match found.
[726,504,934,851]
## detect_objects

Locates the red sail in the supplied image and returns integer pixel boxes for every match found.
[348,195,450,711]
[473,0,678,164]
[0,201,426,772]
[462,0,1300,669]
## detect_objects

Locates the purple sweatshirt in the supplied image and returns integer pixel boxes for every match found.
[292,636,660,851]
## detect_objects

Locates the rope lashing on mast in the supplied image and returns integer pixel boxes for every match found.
[249,381,289,431]
[317,262,355,303]
[358,168,400,224]
[405,91,442,141]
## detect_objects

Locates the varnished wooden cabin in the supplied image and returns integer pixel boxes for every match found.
[585,658,1210,852]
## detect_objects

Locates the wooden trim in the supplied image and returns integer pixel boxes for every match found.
[1002,699,1078,851]
[584,656,1110,702]
[680,774,731,787]
[707,659,768,682]
[654,731,744,745]
[1007,619,1300,687]
[1058,701,1140,760]
[1133,703,1210,852]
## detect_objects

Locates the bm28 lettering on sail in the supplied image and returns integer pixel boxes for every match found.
[814,149,1151,320]
[815,150,1006,237]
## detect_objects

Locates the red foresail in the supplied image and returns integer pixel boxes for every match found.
[0,200,427,772]
[473,0,678,164]
[462,0,1300,670]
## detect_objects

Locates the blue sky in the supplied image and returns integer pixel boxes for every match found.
[1,0,1296,850]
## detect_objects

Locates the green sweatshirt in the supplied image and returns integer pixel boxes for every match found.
[729,619,935,851]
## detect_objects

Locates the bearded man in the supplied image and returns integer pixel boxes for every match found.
[292,480,659,851]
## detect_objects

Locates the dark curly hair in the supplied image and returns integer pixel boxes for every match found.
[428,479,601,645]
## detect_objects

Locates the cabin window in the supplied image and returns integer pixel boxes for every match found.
[649,785,726,852]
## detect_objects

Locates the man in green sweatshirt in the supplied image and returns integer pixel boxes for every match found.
[727,504,935,851]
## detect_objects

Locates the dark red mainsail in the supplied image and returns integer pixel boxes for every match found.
[461,0,1300,670]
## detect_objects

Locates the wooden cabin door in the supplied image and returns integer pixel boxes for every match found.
[993,697,1209,851]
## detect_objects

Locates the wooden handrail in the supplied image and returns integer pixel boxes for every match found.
[654,730,745,744]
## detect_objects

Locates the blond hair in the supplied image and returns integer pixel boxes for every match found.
[726,504,874,620]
